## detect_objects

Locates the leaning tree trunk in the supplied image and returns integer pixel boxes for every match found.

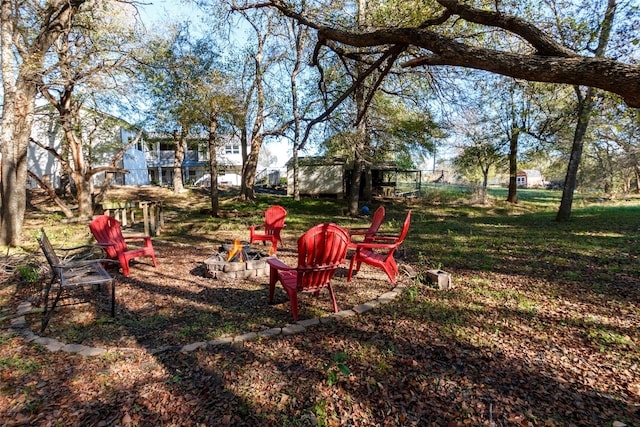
[557,0,616,222]
[27,172,74,218]
[557,87,595,221]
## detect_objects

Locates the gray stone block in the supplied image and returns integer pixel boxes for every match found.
[426,269,453,290]
[282,324,306,335]
[234,332,258,342]
[297,318,320,327]
[257,328,281,337]
[208,337,233,347]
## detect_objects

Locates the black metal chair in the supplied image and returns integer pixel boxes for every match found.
[37,229,116,333]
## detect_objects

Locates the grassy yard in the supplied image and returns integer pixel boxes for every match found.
[1,186,638,426]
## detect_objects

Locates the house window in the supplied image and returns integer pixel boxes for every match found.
[127,137,143,151]
[225,144,240,155]
[160,142,173,151]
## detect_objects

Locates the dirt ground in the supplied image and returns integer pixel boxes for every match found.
[0,186,637,426]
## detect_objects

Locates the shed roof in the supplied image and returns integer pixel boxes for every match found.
[521,169,542,177]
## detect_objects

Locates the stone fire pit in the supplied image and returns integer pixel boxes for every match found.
[203,241,271,280]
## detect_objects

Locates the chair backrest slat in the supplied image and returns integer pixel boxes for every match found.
[89,215,128,258]
[382,210,412,260]
[264,205,287,235]
[37,229,61,275]
[364,206,385,242]
[296,223,349,291]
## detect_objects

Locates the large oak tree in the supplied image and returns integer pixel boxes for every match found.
[1,0,88,246]
[251,0,638,107]
[0,0,139,246]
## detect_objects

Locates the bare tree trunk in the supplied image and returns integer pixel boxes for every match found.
[290,21,305,202]
[1,1,31,245]
[481,165,490,204]
[172,129,186,193]
[349,122,365,215]
[241,27,265,201]
[0,78,35,246]
[59,108,94,218]
[348,0,368,216]
[506,129,519,203]
[0,0,85,246]
[363,163,372,202]
[208,113,219,217]
[292,147,300,201]
[243,135,263,201]
[239,125,249,197]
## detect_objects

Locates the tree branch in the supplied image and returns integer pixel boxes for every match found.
[244,0,640,107]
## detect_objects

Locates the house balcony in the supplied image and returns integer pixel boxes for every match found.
[146,150,209,168]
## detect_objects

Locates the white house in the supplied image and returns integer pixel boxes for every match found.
[28,106,146,189]
[29,108,244,190]
[144,132,243,186]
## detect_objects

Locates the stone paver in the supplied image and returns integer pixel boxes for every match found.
[319,316,336,324]
[234,332,258,342]
[17,302,32,316]
[257,328,282,338]
[282,324,306,335]
[297,318,320,327]
[60,344,106,356]
[181,342,207,353]
[353,300,380,314]
[33,337,65,352]
[208,337,234,347]
[331,309,356,319]
[10,316,26,328]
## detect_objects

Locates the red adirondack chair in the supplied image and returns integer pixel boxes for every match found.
[266,223,350,321]
[89,215,158,276]
[347,210,411,284]
[345,206,385,248]
[249,205,287,254]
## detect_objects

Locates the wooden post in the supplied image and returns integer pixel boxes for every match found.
[140,202,150,236]
[158,202,164,232]
[120,207,127,227]
[150,203,157,236]
[137,201,162,237]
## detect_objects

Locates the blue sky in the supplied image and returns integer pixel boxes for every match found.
[138,0,202,27]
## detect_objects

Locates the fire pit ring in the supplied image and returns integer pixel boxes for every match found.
[203,241,272,280]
